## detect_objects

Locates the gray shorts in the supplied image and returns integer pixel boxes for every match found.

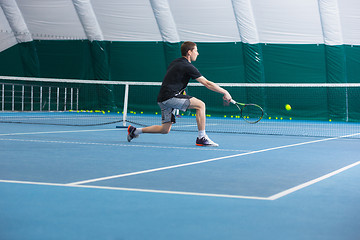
[158,95,192,124]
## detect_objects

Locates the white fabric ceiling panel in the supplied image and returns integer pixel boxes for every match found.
[16,0,86,40]
[232,0,259,44]
[91,0,162,41]
[318,0,343,45]
[73,0,104,41]
[169,0,240,42]
[149,0,179,43]
[338,0,360,45]
[1,0,33,43]
[0,33,17,52]
[1,0,360,45]
[0,7,17,52]
[252,0,324,44]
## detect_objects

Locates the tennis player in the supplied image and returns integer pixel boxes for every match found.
[127,41,232,147]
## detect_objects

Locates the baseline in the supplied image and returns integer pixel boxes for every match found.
[0,137,247,152]
[68,133,360,186]
[0,179,269,200]
[268,160,360,200]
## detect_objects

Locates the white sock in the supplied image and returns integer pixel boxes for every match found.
[198,130,206,138]
[134,128,143,135]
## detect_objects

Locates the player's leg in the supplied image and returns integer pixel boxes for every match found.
[141,103,174,134]
[188,97,218,147]
[141,122,172,134]
[188,97,206,131]
[127,122,172,142]
[127,102,174,142]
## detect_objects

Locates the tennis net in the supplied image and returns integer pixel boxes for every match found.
[1,76,360,138]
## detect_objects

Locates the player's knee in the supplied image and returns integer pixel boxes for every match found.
[161,128,171,134]
[198,101,206,112]
[195,100,205,110]
[160,124,171,134]
[190,98,205,110]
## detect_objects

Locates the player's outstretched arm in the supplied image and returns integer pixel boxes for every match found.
[196,76,232,102]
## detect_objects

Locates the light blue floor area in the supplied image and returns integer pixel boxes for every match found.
[1,123,360,240]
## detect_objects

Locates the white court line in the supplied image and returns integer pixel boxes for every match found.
[67,132,360,186]
[0,128,247,152]
[0,128,118,136]
[0,138,247,152]
[2,156,360,200]
[2,132,359,200]
[0,179,268,200]
[268,160,360,200]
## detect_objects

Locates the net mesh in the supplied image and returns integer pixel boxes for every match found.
[1,76,360,138]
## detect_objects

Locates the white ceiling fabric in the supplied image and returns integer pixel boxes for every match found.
[231,0,259,44]
[318,0,343,45]
[0,6,18,52]
[149,0,179,43]
[73,0,103,41]
[338,0,360,45]
[91,0,161,41]
[10,0,87,40]
[0,0,32,51]
[1,0,360,51]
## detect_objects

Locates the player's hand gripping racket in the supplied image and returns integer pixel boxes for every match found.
[230,99,264,124]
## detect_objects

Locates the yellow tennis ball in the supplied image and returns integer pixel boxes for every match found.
[285,104,292,111]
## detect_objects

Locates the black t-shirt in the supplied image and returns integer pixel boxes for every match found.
[157,57,202,102]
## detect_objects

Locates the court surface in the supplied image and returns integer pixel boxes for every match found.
[1,122,360,240]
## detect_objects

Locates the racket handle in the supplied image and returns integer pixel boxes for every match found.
[230,99,236,104]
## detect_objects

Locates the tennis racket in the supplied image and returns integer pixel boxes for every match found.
[230,99,264,124]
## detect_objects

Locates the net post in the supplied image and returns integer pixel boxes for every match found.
[76,88,79,111]
[31,86,34,111]
[64,88,67,111]
[122,84,129,127]
[22,85,25,111]
[345,87,349,122]
[56,88,59,111]
[1,84,4,111]
[12,84,14,111]
[70,88,73,110]
[40,86,43,111]
[48,87,51,111]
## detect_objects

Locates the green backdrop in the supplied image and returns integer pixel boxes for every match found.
[0,41,359,121]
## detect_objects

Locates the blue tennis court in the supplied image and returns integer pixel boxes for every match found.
[1,119,360,240]
[2,1,360,239]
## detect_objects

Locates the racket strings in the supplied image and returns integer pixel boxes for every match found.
[241,104,263,123]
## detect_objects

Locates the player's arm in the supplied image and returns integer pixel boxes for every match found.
[196,76,232,102]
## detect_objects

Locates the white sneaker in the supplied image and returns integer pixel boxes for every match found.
[196,135,219,147]
[127,125,139,142]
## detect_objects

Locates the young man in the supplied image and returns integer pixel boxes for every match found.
[127,41,232,147]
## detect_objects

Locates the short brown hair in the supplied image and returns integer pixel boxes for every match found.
[181,41,196,56]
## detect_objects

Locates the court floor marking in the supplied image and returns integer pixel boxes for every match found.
[0,128,118,136]
[1,157,360,200]
[0,128,248,152]
[2,131,359,200]
[67,132,360,186]
[0,179,269,200]
[0,138,247,152]
[268,160,360,200]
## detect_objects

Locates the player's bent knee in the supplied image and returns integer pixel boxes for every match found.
[161,129,170,134]
[190,98,205,110]
[196,101,206,112]
[161,123,172,134]
[161,128,171,134]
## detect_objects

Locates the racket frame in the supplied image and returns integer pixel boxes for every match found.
[230,99,264,124]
